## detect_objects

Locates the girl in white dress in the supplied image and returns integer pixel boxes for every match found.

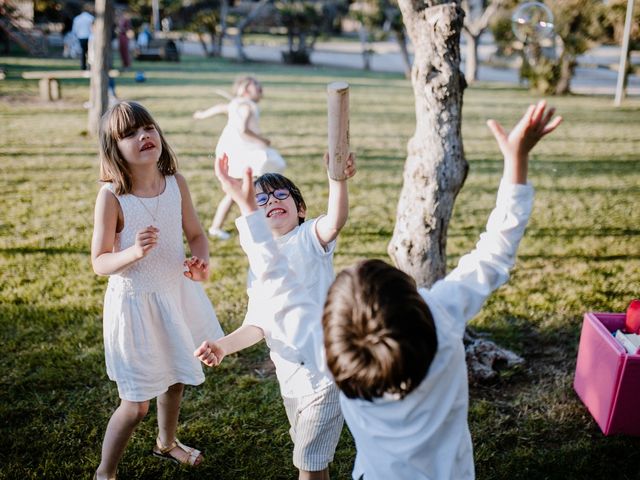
[194,76,286,240]
[91,101,224,479]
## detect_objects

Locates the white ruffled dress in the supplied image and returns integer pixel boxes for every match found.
[101,175,223,402]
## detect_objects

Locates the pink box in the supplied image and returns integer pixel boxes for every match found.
[574,312,640,436]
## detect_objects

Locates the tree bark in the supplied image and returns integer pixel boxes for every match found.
[88,0,114,136]
[555,54,574,95]
[389,0,468,288]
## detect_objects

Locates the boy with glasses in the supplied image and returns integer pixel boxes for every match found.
[195,152,355,480]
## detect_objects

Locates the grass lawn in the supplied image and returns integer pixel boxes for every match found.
[1,54,639,479]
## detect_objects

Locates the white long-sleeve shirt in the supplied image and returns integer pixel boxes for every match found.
[236,213,333,398]
[340,180,535,480]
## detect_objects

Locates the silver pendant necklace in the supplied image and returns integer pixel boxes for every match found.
[135,178,163,223]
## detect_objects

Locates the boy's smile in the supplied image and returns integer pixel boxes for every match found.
[257,188,304,237]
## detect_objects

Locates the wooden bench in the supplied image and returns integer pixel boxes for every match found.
[21,69,120,101]
[134,39,180,62]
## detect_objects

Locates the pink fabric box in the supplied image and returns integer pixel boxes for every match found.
[574,312,640,436]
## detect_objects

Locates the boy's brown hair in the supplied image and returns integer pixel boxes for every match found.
[322,259,438,401]
[99,101,177,195]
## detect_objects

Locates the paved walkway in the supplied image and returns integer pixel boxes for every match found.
[179,36,640,97]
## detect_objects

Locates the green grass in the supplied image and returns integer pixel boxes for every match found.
[1,54,640,479]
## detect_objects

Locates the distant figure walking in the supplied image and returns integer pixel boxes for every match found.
[117,13,132,69]
[72,5,94,70]
[193,76,286,240]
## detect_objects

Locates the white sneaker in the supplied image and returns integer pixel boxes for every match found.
[208,227,231,240]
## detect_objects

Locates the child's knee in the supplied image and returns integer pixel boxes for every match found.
[121,400,150,422]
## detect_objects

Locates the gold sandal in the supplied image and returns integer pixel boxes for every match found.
[152,437,202,466]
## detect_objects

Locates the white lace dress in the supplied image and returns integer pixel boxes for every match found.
[215,97,286,178]
[102,175,223,402]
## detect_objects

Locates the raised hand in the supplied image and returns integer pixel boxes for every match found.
[324,152,357,180]
[214,153,257,216]
[194,340,226,367]
[183,255,209,281]
[487,100,562,184]
[132,226,159,259]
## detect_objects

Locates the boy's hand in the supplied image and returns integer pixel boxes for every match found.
[194,340,226,367]
[487,100,562,184]
[214,154,257,216]
[183,255,209,281]
[324,152,357,180]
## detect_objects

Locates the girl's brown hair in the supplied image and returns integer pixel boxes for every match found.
[98,101,177,195]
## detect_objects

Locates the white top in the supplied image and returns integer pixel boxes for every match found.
[236,213,333,398]
[72,12,94,40]
[248,217,336,311]
[340,180,535,480]
[102,175,223,401]
[215,98,285,178]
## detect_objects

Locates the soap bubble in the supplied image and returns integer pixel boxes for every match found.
[511,2,554,44]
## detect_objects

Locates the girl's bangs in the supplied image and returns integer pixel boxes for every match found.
[109,102,155,139]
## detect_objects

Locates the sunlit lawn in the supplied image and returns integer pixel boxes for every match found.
[1,54,639,479]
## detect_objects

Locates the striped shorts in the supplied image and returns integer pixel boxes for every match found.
[282,383,344,471]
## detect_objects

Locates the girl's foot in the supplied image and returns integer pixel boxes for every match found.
[152,437,203,466]
[208,227,231,241]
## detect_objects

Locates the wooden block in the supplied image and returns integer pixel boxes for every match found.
[327,81,350,181]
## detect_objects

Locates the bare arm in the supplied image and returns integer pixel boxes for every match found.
[193,102,229,120]
[176,173,210,281]
[194,325,264,367]
[91,188,158,276]
[315,152,356,247]
[238,103,270,146]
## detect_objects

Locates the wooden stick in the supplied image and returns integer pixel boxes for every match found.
[327,81,350,180]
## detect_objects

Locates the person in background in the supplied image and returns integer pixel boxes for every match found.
[72,4,94,70]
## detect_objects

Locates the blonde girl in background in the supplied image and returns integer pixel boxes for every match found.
[91,101,223,479]
[194,76,286,240]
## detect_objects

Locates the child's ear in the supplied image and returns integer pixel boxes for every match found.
[298,206,306,219]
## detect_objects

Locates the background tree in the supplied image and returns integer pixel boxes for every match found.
[390,0,524,377]
[388,0,467,287]
[88,0,114,136]
[349,0,412,77]
[461,0,508,83]
[275,0,322,64]
[491,0,603,94]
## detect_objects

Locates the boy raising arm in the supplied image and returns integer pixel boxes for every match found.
[321,101,562,480]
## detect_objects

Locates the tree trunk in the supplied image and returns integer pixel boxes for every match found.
[463,30,479,83]
[235,0,271,62]
[218,0,229,55]
[555,54,574,95]
[89,0,114,136]
[198,32,209,56]
[393,28,412,79]
[359,26,371,70]
[389,0,468,288]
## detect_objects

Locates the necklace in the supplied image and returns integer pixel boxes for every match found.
[134,178,163,223]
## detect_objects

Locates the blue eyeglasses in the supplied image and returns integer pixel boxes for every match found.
[255,188,290,206]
